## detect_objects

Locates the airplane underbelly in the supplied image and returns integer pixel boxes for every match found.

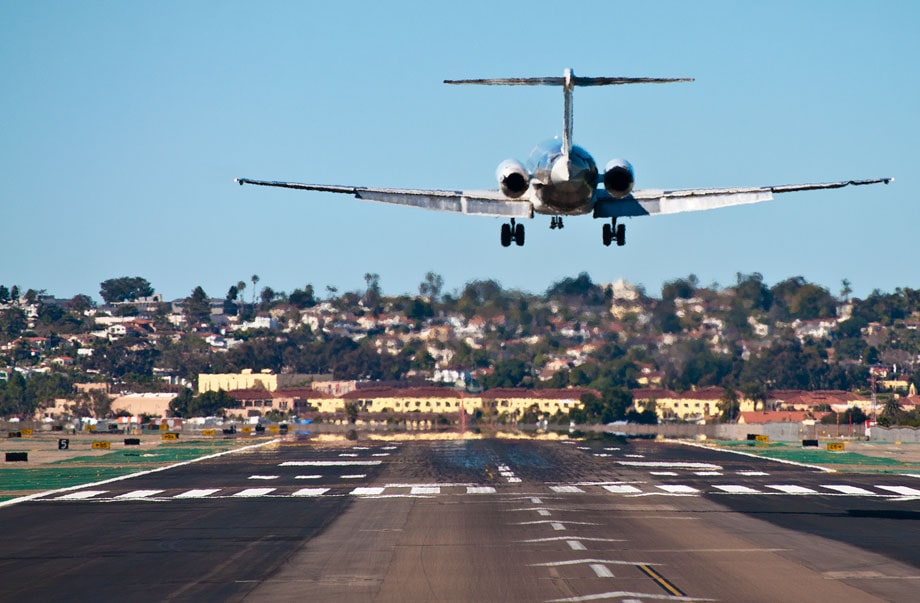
[532,183,594,215]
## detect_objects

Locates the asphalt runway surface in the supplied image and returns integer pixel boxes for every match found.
[1,434,918,602]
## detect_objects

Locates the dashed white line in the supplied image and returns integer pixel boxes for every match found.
[821,485,876,496]
[248,475,279,480]
[340,474,366,479]
[713,485,761,494]
[567,540,587,551]
[603,485,642,494]
[649,471,678,476]
[293,488,330,497]
[467,486,496,494]
[174,488,220,499]
[295,475,322,480]
[766,485,817,495]
[738,471,769,476]
[280,461,382,467]
[58,490,107,500]
[876,485,920,497]
[234,488,275,497]
[695,471,723,477]
[115,490,163,499]
[550,485,585,493]
[656,485,699,494]
[410,486,440,495]
[351,487,385,496]
[590,564,614,578]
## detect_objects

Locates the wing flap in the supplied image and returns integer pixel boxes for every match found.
[594,177,892,219]
[235,178,532,218]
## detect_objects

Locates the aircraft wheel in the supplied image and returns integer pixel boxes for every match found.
[501,223,512,247]
[514,223,525,246]
[616,223,626,247]
[602,223,613,246]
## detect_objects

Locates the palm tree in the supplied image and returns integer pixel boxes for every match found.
[251,274,260,305]
[236,280,246,316]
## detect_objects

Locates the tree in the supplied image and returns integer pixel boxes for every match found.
[169,389,235,418]
[236,280,247,315]
[418,272,444,302]
[66,294,94,313]
[0,285,8,304]
[289,285,316,308]
[718,387,740,422]
[364,273,381,310]
[840,278,853,302]
[184,286,211,327]
[99,276,154,304]
[250,274,260,305]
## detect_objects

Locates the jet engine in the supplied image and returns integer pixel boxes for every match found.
[603,159,635,198]
[496,159,531,198]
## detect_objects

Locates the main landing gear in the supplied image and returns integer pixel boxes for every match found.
[602,219,626,247]
[501,218,525,247]
[550,216,565,229]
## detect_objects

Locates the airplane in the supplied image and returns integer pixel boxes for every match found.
[236,68,891,247]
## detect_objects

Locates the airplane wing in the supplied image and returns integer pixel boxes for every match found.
[593,178,892,219]
[235,178,533,218]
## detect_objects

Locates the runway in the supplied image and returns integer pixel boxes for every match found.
[1,435,917,602]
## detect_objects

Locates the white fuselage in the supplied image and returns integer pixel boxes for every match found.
[528,140,599,216]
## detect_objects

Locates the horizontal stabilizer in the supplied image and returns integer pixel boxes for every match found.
[444,76,693,86]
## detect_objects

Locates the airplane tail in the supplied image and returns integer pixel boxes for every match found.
[445,68,693,156]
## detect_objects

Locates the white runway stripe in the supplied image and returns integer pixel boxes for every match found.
[58,490,107,500]
[174,489,220,499]
[248,475,278,480]
[293,488,330,497]
[590,564,615,578]
[467,486,496,494]
[656,485,699,494]
[603,485,641,494]
[234,488,275,497]
[876,485,920,496]
[280,461,382,467]
[766,485,817,494]
[713,485,761,494]
[821,485,876,496]
[551,485,584,493]
[410,486,440,495]
[350,487,385,496]
[115,490,163,499]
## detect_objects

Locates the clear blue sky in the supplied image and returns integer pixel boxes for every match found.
[3,1,917,303]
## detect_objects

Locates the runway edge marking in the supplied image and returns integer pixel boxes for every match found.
[667,439,837,473]
[0,438,282,510]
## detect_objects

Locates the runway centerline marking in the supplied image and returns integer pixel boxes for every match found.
[248,475,279,480]
[280,460,382,466]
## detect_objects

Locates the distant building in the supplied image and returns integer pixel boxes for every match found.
[197,369,331,393]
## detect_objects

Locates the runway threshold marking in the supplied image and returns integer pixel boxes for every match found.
[234,488,275,497]
[877,485,920,496]
[115,490,163,499]
[467,486,496,494]
[766,484,818,495]
[174,488,220,499]
[58,490,107,500]
[590,564,614,578]
[293,488,330,497]
[637,563,687,597]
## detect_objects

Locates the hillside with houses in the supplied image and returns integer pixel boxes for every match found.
[2,273,920,427]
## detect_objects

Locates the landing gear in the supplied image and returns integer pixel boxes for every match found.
[501,218,525,247]
[550,216,565,229]
[602,219,626,247]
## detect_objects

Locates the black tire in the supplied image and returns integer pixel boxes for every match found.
[501,223,512,247]
[602,223,612,246]
[616,223,626,247]
[514,223,525,246]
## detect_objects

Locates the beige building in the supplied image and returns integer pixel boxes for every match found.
[198,369,331,393]
[632,387,759,421]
